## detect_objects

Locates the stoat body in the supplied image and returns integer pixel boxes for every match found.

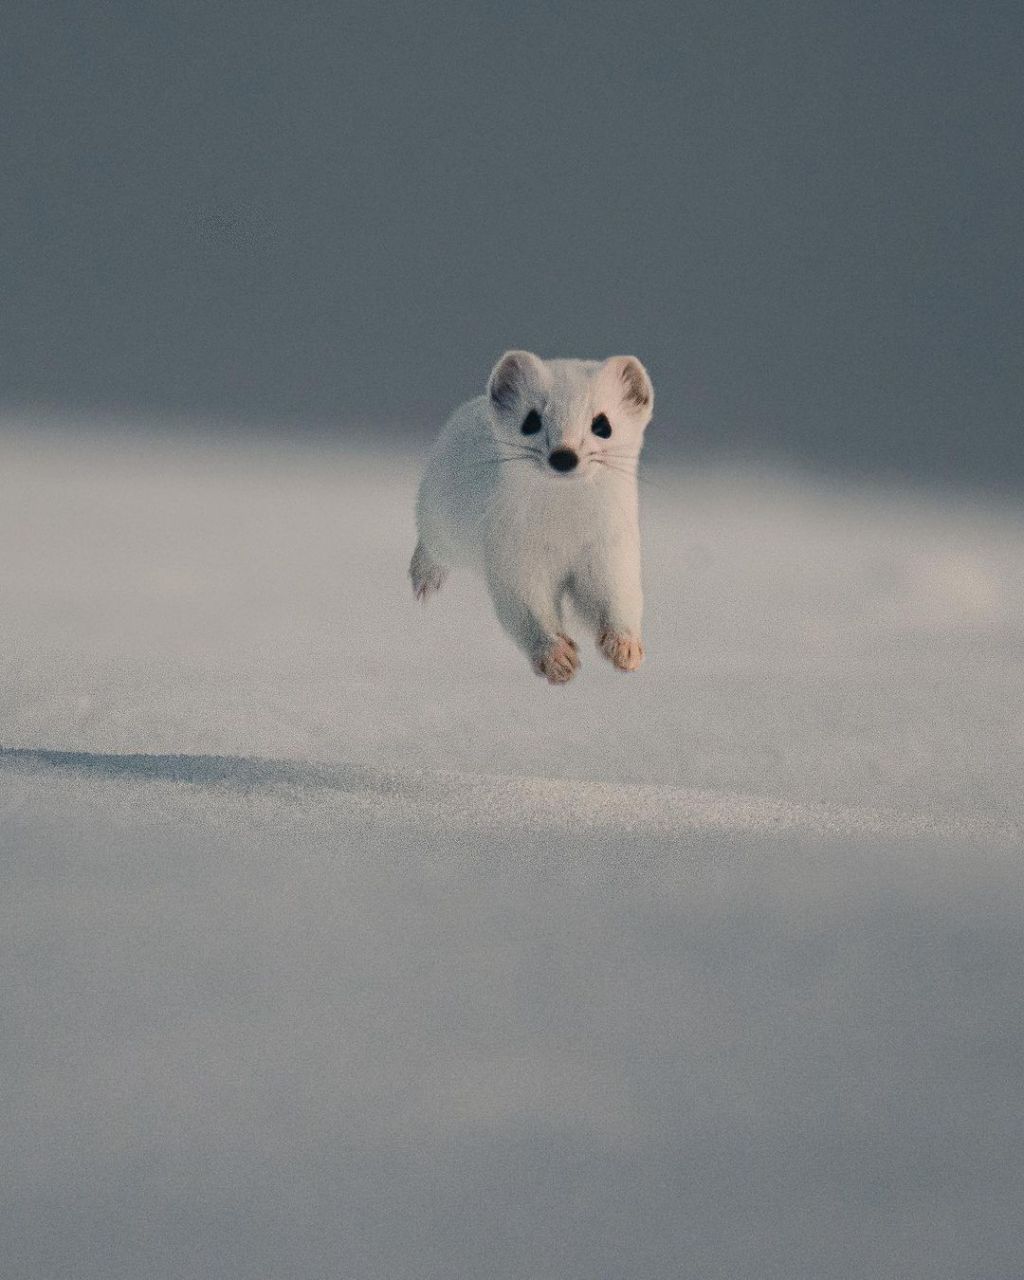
[410,350,654,684]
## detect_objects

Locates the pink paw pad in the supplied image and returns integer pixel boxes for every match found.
[597,629,644,672]
[533,634,580,685]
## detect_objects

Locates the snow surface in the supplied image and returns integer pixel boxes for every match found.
[2,420,1023,1279]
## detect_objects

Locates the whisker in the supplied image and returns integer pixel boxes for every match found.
[494,447,545,460]
[589,458,634,478]
[589,452,636,467]
[467,454,542,470]
[589,456,663,488]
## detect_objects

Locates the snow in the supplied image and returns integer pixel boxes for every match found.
[2,419,1023,1279]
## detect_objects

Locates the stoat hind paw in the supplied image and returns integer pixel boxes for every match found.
[409,547,447,603]
[533,634,580,685]
[597,629,644,672]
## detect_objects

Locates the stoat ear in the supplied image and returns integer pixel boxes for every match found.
[487,350,546,412]
[597,355,654,424]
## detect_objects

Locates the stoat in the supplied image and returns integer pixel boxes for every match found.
[410,350,654,684]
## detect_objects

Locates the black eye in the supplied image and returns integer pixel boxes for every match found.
[591,414,612,438]
[521,409,542,435]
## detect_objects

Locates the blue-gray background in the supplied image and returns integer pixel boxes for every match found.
[3,0,1021,487]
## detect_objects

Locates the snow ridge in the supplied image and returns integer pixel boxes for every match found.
[1,747,1016,847]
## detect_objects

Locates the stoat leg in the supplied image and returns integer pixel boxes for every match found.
[569,540,645,672]
[409,541,448,602]
[486,570,580,685]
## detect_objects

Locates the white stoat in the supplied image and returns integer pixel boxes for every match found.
[410,350,654,685]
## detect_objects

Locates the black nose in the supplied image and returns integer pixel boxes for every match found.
[549,448,578,472]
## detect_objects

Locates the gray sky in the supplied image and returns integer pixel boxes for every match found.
[2,0,1021,486]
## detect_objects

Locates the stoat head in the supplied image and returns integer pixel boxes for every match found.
[486,350,654,481]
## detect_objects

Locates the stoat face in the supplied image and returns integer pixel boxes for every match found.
[485,350,654,482]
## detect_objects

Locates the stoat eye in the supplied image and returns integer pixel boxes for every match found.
[591,413,612,439]
[521,409,542,435]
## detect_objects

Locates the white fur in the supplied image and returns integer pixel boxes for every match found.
[410,351,654,683]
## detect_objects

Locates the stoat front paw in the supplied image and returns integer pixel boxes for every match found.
[533,634,580,685]
[597,629,644,672]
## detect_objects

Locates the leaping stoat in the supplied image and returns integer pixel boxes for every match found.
[410,350,654,685]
